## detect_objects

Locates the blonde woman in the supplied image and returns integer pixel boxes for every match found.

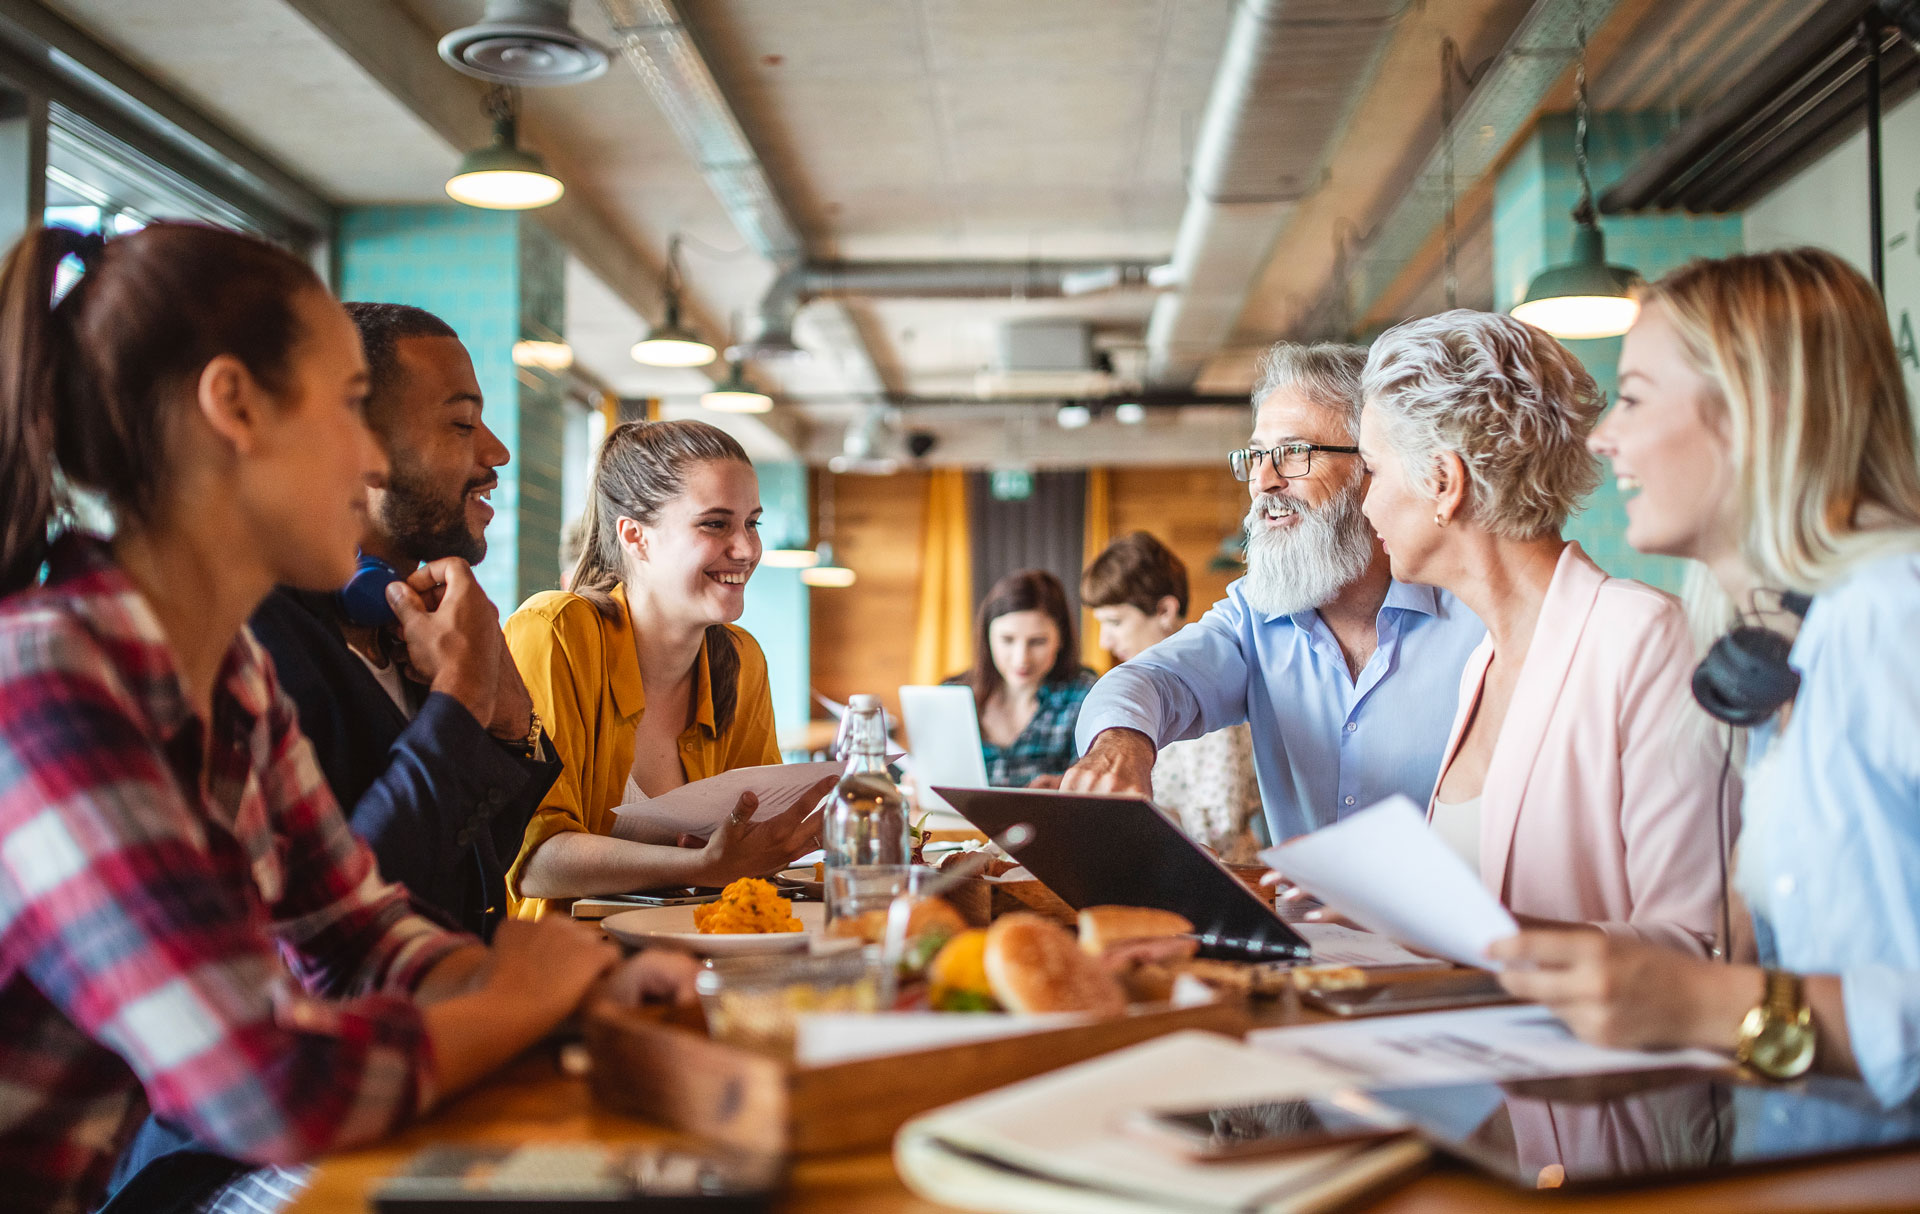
[505,420,821,919]
[1493,249,1920,1104]
[1357,310,1725,952]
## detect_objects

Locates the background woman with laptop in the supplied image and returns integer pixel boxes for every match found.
[944,569,1098,789]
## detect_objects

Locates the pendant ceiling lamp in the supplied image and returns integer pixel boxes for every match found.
[446,86,564,210]
[632,235,718,368]
[1511,1,1641,340]
[796,474,855,588]
[701,361,772,413]
[701,313,773,412]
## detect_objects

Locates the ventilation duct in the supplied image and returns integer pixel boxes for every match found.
[438,1,609,86]
[735,260,1156,362]
[1145,0,1408,388]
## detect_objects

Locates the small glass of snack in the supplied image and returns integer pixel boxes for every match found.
[695,950,887,1056]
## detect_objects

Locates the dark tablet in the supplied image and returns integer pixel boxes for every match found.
[1365,1068,1920,1191]
[931,786,1309,961]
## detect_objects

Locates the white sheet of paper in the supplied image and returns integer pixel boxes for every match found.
[608,761,842,845]
[795,1011,1081,1066]
[1248,1004,1726,1088]
[1259,796,1518,968]
[1296,922,1446,969]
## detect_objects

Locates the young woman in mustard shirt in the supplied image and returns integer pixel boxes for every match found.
[505,420,822,918]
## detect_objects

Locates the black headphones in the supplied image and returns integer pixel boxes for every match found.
[1689,591,1812,727]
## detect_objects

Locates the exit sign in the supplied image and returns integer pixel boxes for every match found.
[989,468,1034,501]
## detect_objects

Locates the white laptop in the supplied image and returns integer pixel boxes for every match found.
[897,684,993,816]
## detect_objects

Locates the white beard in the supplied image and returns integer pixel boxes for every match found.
[1238,477,1376,618]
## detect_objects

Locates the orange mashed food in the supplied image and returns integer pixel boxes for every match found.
[693,877,804,935]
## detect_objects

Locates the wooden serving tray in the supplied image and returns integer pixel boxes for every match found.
[583,997,1250,1156]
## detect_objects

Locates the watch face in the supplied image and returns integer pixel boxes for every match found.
[1751,1020,1817,1078]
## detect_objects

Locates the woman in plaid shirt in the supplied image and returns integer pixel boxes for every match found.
[0,223,637,1214]
[947,570,1098,788]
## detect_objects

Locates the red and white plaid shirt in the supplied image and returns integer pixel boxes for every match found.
[0,535,471,1214]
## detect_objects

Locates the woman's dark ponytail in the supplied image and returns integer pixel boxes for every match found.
[0,227,94,595]
[0,221,321,598]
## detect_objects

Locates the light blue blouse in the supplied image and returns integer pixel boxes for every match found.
[1736,549,1920,1106]
[1074,576,1486,842]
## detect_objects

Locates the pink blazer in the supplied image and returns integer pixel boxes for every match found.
[1429,543,1731,956]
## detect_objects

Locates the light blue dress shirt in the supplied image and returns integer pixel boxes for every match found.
[1074,576,1486,842]
[1735,550,1920,1107]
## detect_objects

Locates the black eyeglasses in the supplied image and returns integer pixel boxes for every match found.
[1229,442,1361,482]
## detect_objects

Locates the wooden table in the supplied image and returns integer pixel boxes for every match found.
[289,1041,1920,1214]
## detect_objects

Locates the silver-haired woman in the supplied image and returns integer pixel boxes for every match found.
[1357,310,1728,955]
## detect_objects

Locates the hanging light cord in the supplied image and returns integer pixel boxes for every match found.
[483,84,517,131]
[1571,0,1597,228]
[1439,41,1495,309]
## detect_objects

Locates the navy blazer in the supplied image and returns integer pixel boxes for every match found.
[102,587,559,1213]
[247,586,558,937]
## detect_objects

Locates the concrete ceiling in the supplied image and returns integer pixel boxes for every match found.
[32,0,1830,466]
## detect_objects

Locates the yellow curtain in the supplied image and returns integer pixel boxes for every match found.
[910,469,974,686]
[1081,467,1112,673]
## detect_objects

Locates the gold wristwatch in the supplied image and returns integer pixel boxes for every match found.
[518,710,547,763]
[1734,969,1816,1080]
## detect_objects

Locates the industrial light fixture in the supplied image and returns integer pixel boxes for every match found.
[798,475,855,587]
[512,338,573,370]
[700,360,772,413]
[446,86,564,210]
[632,236,717,367]
[798,544,856,588]
[1114,402,1146,425]
[1056,403,1092,430]
[1510,1,1641,340]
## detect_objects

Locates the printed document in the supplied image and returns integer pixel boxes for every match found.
[1260,796,1518,967]
[609,761,841,844]
[1250,1004,1726,1088]
[1297,923,1447,969]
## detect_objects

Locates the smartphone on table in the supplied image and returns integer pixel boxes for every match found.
[1126,1094,1410,1161]
[372,1142,781,1212]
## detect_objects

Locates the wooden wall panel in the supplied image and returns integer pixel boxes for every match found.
[806,467,1249,721]
[807,471,927,721]
[1108,467,1249,619]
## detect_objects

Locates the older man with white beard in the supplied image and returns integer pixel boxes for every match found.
[1064,342,1486,842]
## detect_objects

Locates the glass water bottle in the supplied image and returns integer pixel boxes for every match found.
[822,694,909,924]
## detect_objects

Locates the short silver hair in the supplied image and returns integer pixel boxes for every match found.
[1361,309,1604,540]
[1251,342,1368,439]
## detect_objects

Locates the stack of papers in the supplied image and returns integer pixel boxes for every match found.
[608,761,841,844]
[895,1032,1427,1213]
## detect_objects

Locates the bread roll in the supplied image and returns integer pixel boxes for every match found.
[984,913,1126,1016]
[1077,905,1193,956]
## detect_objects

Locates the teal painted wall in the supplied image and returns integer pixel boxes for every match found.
[736,460,811,741]
[336,206,567,610]
[1493,113,1744,593]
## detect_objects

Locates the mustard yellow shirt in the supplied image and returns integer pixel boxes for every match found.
[503,583,781,919]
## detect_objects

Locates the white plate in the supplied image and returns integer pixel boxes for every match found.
[778,866,825,898]
[600,901,827,956]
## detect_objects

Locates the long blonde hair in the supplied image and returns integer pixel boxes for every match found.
[1645,248,1920,607]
